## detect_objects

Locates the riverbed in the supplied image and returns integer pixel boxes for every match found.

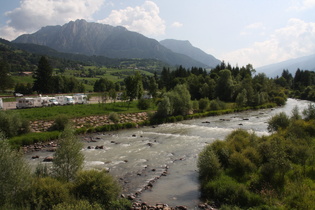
[25,98,311,209]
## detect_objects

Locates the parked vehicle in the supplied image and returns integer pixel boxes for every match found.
[48,97,59,106]
[56,95,75,105]
[16,97,42,109]
[0,98,3,109]
[73,94,88,104]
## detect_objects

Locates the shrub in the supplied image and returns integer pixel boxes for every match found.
[72,170,121,208]
[273,96,286,106]
[50,115,70,131]
[267,112,290,132]
[199,98,210,111]
[109,112,120,123]
[228,152,257,178]
[29,177,71,210]
[53,200,103,210]
[198,145,222,182]
[137,98,150,110]
[0,111,29,138]
[203,175,263,208]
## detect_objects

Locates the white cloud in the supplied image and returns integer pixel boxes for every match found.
[240,22,266,36]
[223,18,315,67]
[98,1,165,36]
[288,0,315,11]
[0,0,104,40]
[171,21,183,28]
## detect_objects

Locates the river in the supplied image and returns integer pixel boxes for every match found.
[25,98,312,209]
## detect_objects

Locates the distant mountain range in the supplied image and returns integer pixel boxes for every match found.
[160,39,220,68]
[256,54,315,77]
[13,19,220,68]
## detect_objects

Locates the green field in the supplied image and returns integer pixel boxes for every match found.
[7,100,156,121]
[11,66,155,92]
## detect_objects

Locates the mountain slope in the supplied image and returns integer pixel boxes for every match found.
[13,19,207,68]
[160,39,221,68]
[256,54,315,77]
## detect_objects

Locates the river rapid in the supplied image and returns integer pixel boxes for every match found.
[25,98,312,209]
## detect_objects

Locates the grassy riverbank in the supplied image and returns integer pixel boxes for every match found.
[8,101,277,149]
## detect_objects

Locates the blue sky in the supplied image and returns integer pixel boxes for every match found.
[1,0,315,67]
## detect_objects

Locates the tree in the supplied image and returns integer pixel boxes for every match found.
[0,60,14,92]
[236,89,248,107]
[167,84,192,116]
[53,126,84,182]
[0,133,31,206]
[0,111,29,138]
[72,170,121,208]
[33,56,53,94]
[124,72,143,108]
[148,76,158,98]
[198,144,222,182]
[267,112,290,132]
[215,69,234,101]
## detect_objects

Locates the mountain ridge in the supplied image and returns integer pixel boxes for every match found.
[13,19,215,68]
[160,39,221,68]
[256,54,315,77]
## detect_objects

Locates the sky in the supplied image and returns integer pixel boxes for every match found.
[1,0,315,68]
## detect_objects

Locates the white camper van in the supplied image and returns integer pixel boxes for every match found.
[0,98,3,109]
[56,96,75,105]
[73,94,88,104]
[16,97,42,109]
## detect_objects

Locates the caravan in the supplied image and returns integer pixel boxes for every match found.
[56,95,75,105]
[0,98,3,109]
[73,94,88,104]
[16,97,42,109]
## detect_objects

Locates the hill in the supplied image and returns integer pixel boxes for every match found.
[160,39,221,68]
[256,54,315,77]
[13,19,208,68]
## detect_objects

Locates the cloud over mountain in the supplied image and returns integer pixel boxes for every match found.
[223,18,315,68]
[1,0,104,40]
[98,1,165,36]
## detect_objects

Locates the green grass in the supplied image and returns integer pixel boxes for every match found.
[12,75,34,84]
[7,100,157,121]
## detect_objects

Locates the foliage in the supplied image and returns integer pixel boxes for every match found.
[166,84,192,116]
[0,60,14,91]
[109,112,120,123]
[124,71,144,102]
[0,134,32,206]
[28,177,71,210]
[137,98,151,110]
[33,56,53,94]
[72,170,122,208]
[50,114,70,131]
[52,126,84,182]
[0,111,29,138]
[199,98,210,111]
[9,131,61,148]
[53,200,103,210]
[198,145,222,182]
[198,108,315,209]
[267,112,290,132]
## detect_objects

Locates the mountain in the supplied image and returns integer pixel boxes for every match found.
[13,19,207,68]
[256,54,315,78]
[160,39,221,68]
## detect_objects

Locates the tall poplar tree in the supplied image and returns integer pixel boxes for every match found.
[0,61,14,92]
[33,56,53,94]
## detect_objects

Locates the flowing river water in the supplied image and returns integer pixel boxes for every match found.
[25,98,312,209]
